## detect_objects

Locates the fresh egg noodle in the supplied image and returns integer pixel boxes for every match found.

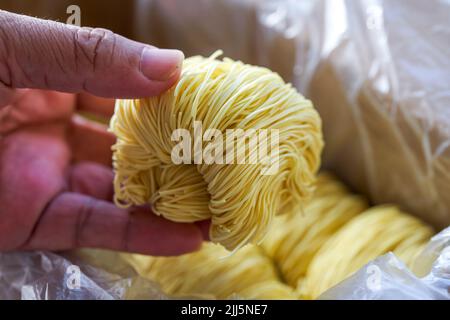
[263,173,433,299]
[300,205,433,299]
[123,243,297,299]
[122,173,433,300]
[110,51,323,250]
[261,173,369,288]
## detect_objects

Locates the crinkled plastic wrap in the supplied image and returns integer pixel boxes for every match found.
[0,228,449,300]
[319,227,450,299]
[134,0,450,229]
[303,0,450,230]
[0,250,168,300]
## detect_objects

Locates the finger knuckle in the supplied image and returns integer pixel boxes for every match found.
[0,17,13,87]
[73,27,116,73]
[75,196,96,246]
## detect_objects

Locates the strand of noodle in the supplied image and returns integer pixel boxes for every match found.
[123,243,297,300]
[261,174,368,287]
[110,51,323,250]
[299,205,433,299]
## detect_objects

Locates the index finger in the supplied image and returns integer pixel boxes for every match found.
[0,10,184,98]
[21,192,204,256]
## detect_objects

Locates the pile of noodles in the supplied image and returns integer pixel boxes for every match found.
[122,173,433,299]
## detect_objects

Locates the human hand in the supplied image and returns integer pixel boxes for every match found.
[0,11,208,256]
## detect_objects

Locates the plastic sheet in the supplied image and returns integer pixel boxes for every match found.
[319,227,450,300]
[303,0,450,230]
[0,250,167,300]
[0,227,448,300]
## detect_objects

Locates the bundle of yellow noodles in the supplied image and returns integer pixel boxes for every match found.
[110,51,323,250]
[262,175,433,299]
[300,205,433,299]
[122,173,433,300]
[123,243,296,299]
[261,174,368,288]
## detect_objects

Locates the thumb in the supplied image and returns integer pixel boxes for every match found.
[0,10,184,98]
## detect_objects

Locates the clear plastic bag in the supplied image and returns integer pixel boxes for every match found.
[302,0,450,230]
[0,250,167,300]
[0,227,448,300]
[319,227,450,299]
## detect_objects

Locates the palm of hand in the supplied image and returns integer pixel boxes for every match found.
[0,90,205,255]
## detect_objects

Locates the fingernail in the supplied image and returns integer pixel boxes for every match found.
[140,48,184,82]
